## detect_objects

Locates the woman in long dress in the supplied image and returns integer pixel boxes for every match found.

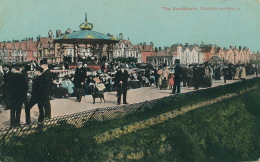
[157,69,163,88]
[240,65,246,80]
[234,65,240,80]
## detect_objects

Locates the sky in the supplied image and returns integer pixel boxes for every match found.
[0,0,259,52]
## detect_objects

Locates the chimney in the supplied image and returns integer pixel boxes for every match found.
[37,35,41,41]
[119,33,123,40]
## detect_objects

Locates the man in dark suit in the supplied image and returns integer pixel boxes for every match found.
[74,62,87,102]
[193,64,200,90]
[2,65,13,110]
[40,59,53,119]
[114,64,129,105]
[26,66,47,124]
[171,59,182,94]
[6,65,28,127]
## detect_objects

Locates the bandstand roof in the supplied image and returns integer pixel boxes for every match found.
[54,30,119,44]
[54,15,119,45]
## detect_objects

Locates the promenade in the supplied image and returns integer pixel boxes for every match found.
[0,76,257,128]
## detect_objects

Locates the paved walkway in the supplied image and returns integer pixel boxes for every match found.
[0,76,257,128]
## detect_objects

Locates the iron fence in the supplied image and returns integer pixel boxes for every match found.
[0,97,162,146]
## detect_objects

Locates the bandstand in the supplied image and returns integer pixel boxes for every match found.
[53,14,119,70]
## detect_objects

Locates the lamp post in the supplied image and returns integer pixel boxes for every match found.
[234,52,236,64]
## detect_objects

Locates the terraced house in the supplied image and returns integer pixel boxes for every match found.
[147,44,203,66]
[0,38,37,63]
[113,33,142,63]
[36,37,61,63]
[134,42,155,63]
[147,43,252,66]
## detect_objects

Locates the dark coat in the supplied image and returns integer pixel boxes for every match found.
[74,67,87,88]
[114,70,129,88]
[2,71,13,96]
[6,73,28,110]
[31,75,48,102]
[42,69,53,96]
[174,65,182,80]
[193,66,201,80]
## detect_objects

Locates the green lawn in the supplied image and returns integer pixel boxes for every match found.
[1,78,260,162]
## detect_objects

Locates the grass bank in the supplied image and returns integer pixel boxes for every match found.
[1,78,260,162]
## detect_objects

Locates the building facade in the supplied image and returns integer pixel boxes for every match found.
[113,33,142,63]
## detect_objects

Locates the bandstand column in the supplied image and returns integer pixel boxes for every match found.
[60,43,63,63]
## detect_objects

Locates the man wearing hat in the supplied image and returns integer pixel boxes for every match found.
[25,66,47,124]
[2,65,13,110]
[74,62,87,102]
[5,65,28,127]
[40,58,53,119]
[171,59,182,94]
[114,64,129,105]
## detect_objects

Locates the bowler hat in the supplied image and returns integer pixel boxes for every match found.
[174,59,180,64]
[40,59,48,65]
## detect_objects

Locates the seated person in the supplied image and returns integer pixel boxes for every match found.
[61,75,74,97]
[84,76,95,95]
[142,76,150,87]
[52,76,69,98]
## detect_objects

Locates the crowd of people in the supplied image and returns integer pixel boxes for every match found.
[0,58,259,128]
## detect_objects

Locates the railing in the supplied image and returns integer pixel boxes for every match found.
[0,99,160,146]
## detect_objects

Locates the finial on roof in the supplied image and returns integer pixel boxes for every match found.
[79,12,93,30]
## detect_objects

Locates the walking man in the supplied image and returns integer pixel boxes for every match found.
[26,66,47,124]
[114,64,129,105]
[40,59,53,119]
[74,62,87,103]
[6,65,28,127]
